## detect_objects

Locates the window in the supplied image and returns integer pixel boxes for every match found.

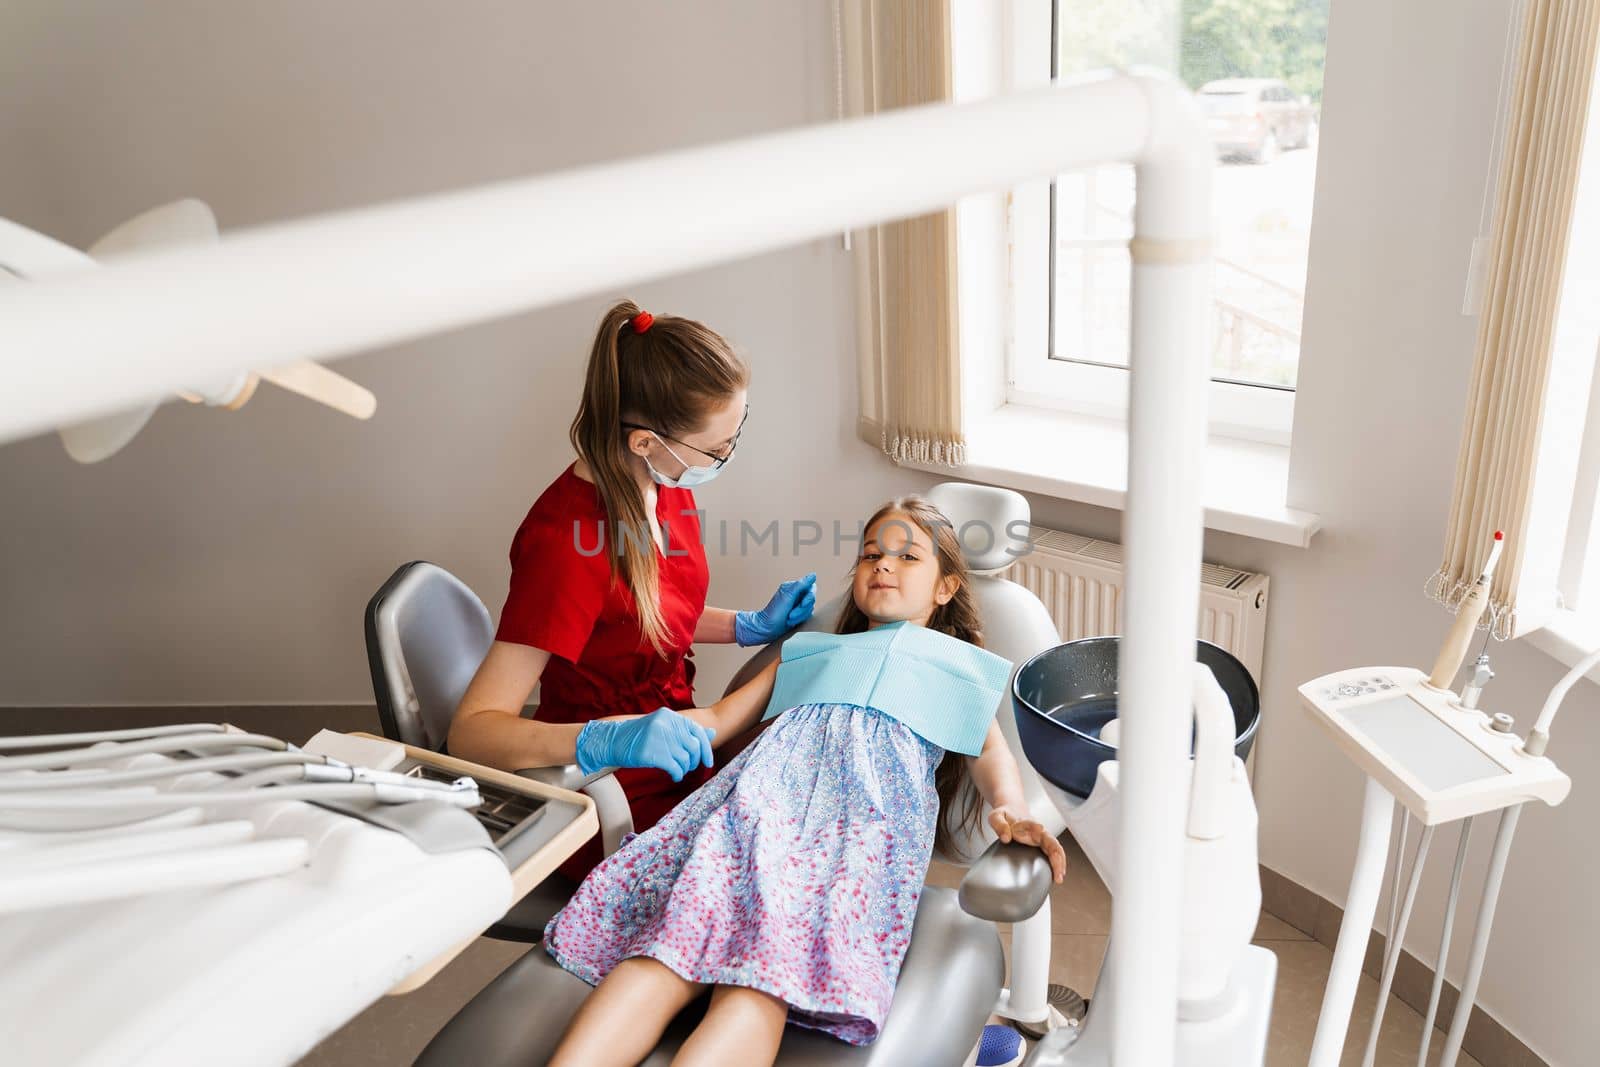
[1006,0,1331,443]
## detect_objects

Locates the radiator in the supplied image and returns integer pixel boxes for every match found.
[1001,526,1269,685]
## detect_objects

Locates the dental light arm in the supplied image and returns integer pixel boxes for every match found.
[0,203,375,463]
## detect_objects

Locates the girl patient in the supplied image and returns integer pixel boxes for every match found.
[542,495,1067,1067]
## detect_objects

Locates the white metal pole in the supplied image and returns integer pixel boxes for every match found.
[1310,777,1396,1067]
[1439,804,1523,1067]
[2,76,1155,446]
[1002,901,1054,1024]
[1418,818,1474,1067]
[1363,823,1435,1067]
[1113,75,1214,1066]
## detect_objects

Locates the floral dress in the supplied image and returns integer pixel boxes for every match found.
[542,701,945,1045]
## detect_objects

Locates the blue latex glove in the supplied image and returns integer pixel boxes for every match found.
[574,707,716,782]
[734,572,818,647]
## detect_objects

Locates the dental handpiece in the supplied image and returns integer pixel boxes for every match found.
[1459,654,1494,710]
[1429,531,1503,690]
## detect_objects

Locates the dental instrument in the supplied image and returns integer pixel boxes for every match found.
[1299,562,1583,1067]
[0,778,483,811]
[0,750,331,789]
[1459,653,1495,709]
[0,729,290,772]
[0,722,233,749]
[1428,530,1503,689]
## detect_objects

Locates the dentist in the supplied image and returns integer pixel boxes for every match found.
[448,300,815,879]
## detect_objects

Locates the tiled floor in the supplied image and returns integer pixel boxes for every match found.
[300,833,1484,1066]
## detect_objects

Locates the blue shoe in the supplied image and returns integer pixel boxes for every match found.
[976,1023,1025,1067]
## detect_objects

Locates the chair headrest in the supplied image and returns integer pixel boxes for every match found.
[925,481,1032,573]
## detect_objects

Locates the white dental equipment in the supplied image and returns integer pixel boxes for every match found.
[0,202,376,463]
[1300,537,1578,1067]
[0,725,596,1066]
[4,69,1239,1065]
[1023,665,1273,1067]
[0,726,483,907]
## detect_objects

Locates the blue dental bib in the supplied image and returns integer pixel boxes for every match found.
[761,620,1014,756]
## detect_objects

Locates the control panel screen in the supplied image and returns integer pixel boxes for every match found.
[1341,695,1507,791]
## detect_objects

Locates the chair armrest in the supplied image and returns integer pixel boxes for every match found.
[516,764,635,856]
[515,763,616,792]
[957,839,1054,923]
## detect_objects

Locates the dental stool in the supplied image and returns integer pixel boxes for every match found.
[364,561,636,941]
[414,482,1071,1066]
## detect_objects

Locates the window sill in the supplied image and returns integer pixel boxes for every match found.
[1524,608,1600,684]
[892,404,1321,548]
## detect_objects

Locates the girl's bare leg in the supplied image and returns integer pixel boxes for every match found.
[547,957,706,1067]
[670,984,790,1067]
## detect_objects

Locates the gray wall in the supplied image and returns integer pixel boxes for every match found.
[0,0,928,707]
[1,2,1595,1064]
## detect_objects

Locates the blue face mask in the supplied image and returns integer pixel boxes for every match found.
[644,436,727,489]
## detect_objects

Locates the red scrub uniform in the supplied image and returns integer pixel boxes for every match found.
[496,463,713,881]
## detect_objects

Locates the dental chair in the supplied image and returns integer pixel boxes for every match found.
[364,561,637,941]
[413,482,1071,1066]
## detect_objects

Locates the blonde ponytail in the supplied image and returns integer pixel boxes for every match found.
[569,300,747,656]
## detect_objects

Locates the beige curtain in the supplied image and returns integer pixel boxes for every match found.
[1428,0,1600,638]
[843,0,965,466]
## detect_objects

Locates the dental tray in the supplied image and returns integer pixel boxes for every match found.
[400,760,554,869]
[1298,666,1570,824]
[342,733,597,937]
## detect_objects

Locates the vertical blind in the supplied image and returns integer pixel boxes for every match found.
[1429,0,1600,638]
[844,0,966,466]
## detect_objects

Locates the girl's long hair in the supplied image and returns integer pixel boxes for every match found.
[833,495,988,862]
[569,299,748,656]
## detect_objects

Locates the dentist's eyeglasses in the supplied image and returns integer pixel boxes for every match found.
[621,404,748,469]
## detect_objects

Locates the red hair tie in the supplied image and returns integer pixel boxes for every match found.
[630,311,655,334]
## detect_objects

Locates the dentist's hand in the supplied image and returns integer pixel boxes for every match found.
[574,708,717,782]
[734,572,818,646]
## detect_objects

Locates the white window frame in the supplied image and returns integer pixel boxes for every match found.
[1512,48,1600,667]
[1559,342,1600,615]
[1001,0,1298,445]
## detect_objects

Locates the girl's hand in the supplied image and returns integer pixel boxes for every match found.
[989,805,1067,884]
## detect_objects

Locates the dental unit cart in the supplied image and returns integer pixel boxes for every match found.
[1298,667,1570,1067]
[0,727,597,1067]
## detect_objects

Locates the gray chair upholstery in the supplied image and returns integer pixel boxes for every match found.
[364,561,616,941]
[417,885,1009,1067]
[365,562,494,752]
